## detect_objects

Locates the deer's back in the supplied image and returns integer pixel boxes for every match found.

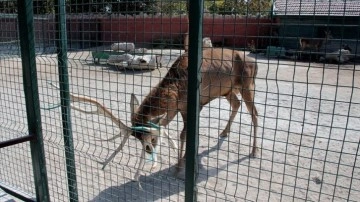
[199,48,257,105]
[169,48,256,105]
[300,38,323,49]
[135,48,257,120]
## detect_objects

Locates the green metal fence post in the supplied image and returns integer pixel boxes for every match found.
[54,0,79,201]
[17,0,50,201]
[185,0,203,201]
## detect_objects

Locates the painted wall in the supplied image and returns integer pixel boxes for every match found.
[99,16,273,48]
[1,15,273,50]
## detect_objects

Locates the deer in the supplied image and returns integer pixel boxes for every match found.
[51,47,258,183]
[299,30,333,60]
[130,48,259,177]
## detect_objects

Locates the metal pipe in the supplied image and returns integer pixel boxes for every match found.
[185,0,203,201]
[0,135,34,148]
[54,0,79,201]
[0,183,35,202]
[17,0,50,200]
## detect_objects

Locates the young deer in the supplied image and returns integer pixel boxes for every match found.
[131,48,258,175]
[299,30,333,60]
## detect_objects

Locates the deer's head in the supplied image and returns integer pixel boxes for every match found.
[324,30,333,41]
[128,93,161,154]
[47,81,171,173]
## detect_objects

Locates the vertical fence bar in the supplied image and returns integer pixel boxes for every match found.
[185,0,203,201]
[17,0,50,201]
[54,0,79,201]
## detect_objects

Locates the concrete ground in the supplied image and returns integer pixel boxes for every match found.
[0,48,359,201]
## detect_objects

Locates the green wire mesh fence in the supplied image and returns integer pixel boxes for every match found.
[0,0,360,201]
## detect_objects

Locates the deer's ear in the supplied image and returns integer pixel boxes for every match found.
[130,93,139,117]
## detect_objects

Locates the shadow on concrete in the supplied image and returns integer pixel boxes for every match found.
[90,137,251,201]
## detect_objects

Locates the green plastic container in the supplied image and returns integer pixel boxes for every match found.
[266,46,286,57]
[91,50,125,64]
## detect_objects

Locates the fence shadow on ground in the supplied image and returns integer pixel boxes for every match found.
[90,137,250,201]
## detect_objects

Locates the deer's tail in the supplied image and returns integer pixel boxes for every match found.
[184,32,189,52]
[234,51,258,89]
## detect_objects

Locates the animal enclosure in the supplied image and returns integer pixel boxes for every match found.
[0,0,359,201]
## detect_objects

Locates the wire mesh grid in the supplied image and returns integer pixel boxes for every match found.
[0,12,37,201]
[1,0,360,201]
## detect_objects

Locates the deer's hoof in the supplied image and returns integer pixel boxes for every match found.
[219,131,229,138]
[250,152,256,158]
[250,147,259,158]
[175,158,186,180]
[150,165,157,172]
[175,168,186,180]
[176,159,185,171]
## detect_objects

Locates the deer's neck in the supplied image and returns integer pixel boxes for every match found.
[132,56,188,127]
[132,97,156,127]
[132,112,150,127]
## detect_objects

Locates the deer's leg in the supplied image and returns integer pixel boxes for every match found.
[148,101,178,153]
[240,85,259,157]
[220,92,241,138]
[159,108,178,126]
[176,111,187,172]
[133,143,147,182]
[299,47,304,60]
[175,104,204,174]
[316,48,321,61]
[159,109,179,154]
